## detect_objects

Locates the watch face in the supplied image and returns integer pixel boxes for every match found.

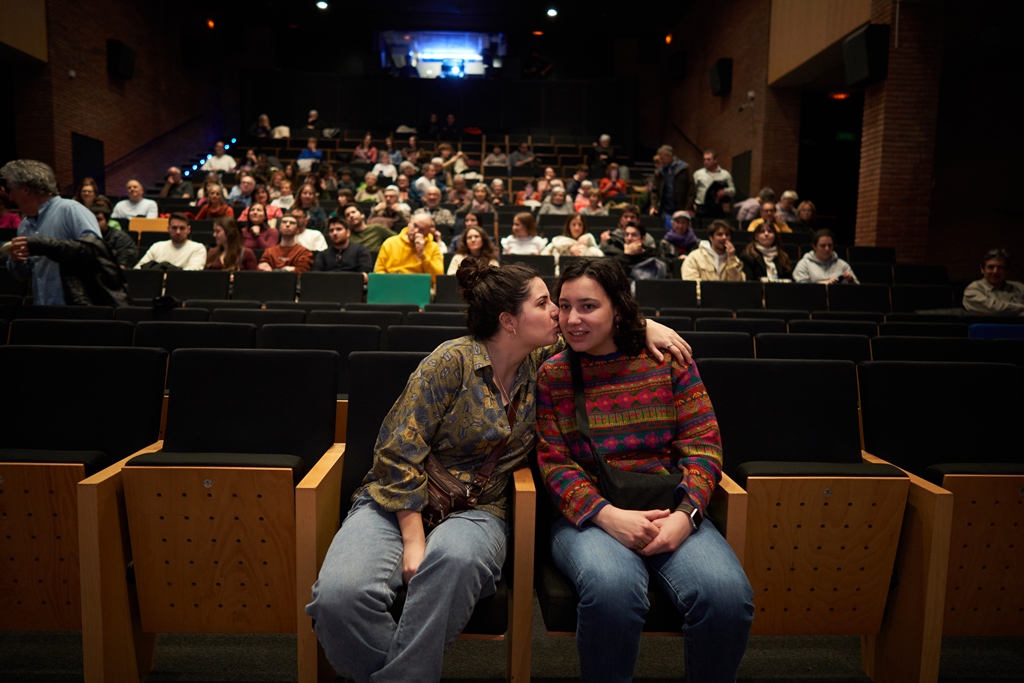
[690,507,703,528]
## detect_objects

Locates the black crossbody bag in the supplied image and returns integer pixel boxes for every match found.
[569,350,680,511]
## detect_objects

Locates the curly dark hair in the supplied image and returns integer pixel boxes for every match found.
[455,224,498,261]
[456,258,539,339]
[554,257,646,356]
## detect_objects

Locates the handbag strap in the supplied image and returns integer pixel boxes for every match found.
[468,388,522,495]
[569,350,598,456]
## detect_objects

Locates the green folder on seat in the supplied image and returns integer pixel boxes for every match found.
[367,273,432,309]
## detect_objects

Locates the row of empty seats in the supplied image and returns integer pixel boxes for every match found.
[2,345,1019,682]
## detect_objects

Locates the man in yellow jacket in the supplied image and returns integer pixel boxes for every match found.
[374,210,444,285]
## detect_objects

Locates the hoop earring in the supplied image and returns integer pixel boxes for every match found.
[507,328,517,340]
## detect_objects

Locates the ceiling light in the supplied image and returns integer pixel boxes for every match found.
[546,8,558,17]
[829,92,850,100]
[665,33,672,45]
[533,31,544,36]
[206,19,215,29]
[316,1,328,8]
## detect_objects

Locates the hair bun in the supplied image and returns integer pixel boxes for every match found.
[455,256,493,299]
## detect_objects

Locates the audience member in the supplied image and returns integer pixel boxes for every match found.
[413,163,440,198]
[337,168,357,195]
[345,204,395,252]
[536,257,752,683]
[301,109,322,138]
[383,136,403,165]
[283,162,298,185]
[610,223,666,281]
[258,215,313,272]
[371,157,398,185]
[777,190,799,224]
[681,220,745,292]
[402,135,423,164]
[490,178,508,207]
[297,137,324,173]
[483,145,508,167]
[2,160,103,305]
[692,150,735,218]
[794,200,818,231]
[91,204,137,268]
[356,172,384,204]
[312,215,373,280]
[446,175,472,206]
[459,183,493,215]
[112,180,158,220]
[437,144,469,186]
[598,163,629,202]
[447,223,499,274]
[227,173,256,213]
[200,141,237,173]
[249,113,272,139]
[566,164,590,198]
[421,186,455,235]
[289,206,328,253]
[292,182,328,233]
[448,212,481,252]
[501,212,547,255]
[515,182,542,207]
[239,185,283,225]
[195,184,234,220]
[369,186,411,232]
[963,248,1024,316]
[329,190,356,218]
[599,204,656,255]
[271,179,295,211]
[421,112,441,139]
[374,210,444,279]
[650,145,694,229]
[353,132,378,164]
[251,153,275,185]
[578,189,607,217]
[740,222,793,281]
[72,177,109,209]
[792,229,858,284]
[541,213,603,258]
[572,180,595,211]
[509,142,537,177]
[735,187,774,223]
[159,166,193,199]
[134,212,207,271]
[440,113,460,140]
[658,210,699,262]
[205,217,257,271]
[268,171,287,199]
[588,133,617,178]
[539,187,574,216]
[315,164,339,198]
[241,203,280,250]
[396,174,417,210]
[195,174,222,206]
[745,201,791,234]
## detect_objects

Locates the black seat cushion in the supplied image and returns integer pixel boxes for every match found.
[734,461,906,488]
[0,448,109,476]
[924,462,1024,487]
[128,451,308,484]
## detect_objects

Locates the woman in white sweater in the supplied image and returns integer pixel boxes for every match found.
[501,212,548,255]
[541,213,603,258]
[792,229,859,284]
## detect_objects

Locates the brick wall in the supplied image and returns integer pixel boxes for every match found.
[13,0,238,195]
[627,0,799,198]
[855,0,943,262]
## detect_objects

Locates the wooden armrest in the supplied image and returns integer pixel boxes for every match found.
[79,449,160,682]
[507,467,536,683]
[860,451,952,683]
[709,472,747,565]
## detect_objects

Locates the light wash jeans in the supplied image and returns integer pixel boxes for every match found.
[306,492,508,683]
[551,516,754,683]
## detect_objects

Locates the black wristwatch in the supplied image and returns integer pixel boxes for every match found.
[676,500,703,532]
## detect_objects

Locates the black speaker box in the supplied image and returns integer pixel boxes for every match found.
[843,24,889,86]
[709,58,732,96]
[106,40,136,80]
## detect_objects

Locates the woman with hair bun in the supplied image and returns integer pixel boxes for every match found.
[306,257,692,683]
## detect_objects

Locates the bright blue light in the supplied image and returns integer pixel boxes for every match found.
[420,51,482,61]
[547,8,558,16]
[224,144,231,150]
[184,171,190,177]
[230,137,237,143]
[192,165,198,170]
[207,154,213,160]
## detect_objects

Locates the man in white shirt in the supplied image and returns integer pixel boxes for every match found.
[692,150,736,219]
[412,163,438,199]
[111,180,158,220]
[963,248,1024,316]
[133,213,207,270]
[200,141,237,173]
[289,207,328,252]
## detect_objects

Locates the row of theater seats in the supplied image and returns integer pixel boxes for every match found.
[3,314,1024,365]
[2,345,1019,682]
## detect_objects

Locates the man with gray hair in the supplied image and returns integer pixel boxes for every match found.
[158,166,192,199]
[735,186,775,224]
[650,144,694,230]
[2,159,100,305]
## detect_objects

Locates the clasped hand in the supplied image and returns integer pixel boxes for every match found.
[594,506,693,556]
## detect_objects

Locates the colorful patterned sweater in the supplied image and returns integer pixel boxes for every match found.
[536,349,723,527]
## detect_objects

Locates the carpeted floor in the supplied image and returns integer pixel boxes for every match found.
[1,597,1022,682]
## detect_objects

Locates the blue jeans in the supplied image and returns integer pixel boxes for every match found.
[306,492,508,683]
[551,516,753,683]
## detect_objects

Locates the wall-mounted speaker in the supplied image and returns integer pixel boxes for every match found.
[106,40,136,80]
[843,24,889,87]
[710,58,732,96]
